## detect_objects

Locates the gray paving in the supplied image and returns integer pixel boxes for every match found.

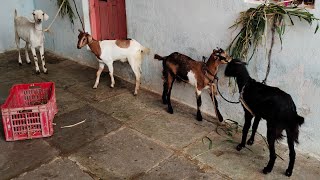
[0,50,319,180]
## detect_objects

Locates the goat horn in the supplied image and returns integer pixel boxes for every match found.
[78,29,83,33]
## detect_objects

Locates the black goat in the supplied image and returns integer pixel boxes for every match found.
[224,59,304,177]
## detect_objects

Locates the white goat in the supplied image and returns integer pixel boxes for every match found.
[76,29,150,95]
[14,9,49,74]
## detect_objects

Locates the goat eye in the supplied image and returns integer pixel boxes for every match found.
[32,13,35,16]
[42,13,44,16]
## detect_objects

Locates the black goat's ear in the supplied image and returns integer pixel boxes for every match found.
[235,61,247,65]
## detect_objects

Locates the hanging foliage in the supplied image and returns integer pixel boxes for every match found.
[56,0,75,25]
[228,3,319,61]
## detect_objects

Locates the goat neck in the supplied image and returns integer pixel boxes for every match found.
[235,66,251,91]
[87,38,102,59]
[204,56,220,78]
[34,21,43,32]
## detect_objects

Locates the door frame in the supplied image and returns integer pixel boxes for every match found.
[88,0,128,40]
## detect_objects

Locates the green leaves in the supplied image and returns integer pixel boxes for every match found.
[56,0,75,25]
[202,136,213,150]
[228,3,319,61]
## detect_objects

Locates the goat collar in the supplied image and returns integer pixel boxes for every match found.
[202,66,217,84]
[239,82,255,116]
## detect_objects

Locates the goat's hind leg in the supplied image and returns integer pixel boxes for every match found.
[15,34,22,65]
[131,64,142,96]
[247,116,261,145]
[162,62,168,104]
[25,42,31,64]
[263,127,277,174]
[237,109,253,151]
[285,128,296,177]
[166,72,175,114]
[93,63,105,89]
[106,62,115,88]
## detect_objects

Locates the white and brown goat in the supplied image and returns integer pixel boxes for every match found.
[154,48,231,122]
[77,30,150,95]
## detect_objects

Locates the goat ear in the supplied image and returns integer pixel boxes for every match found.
[202,56,207,62]
[235,61,247,65]
[44,13,49,21]
[87,35,93,41]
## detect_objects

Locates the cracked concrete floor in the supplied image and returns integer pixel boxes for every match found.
[0,50,319,180]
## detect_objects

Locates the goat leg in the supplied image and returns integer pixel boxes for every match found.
[196,90,202,121]
[263,128,277,174]
[166,73,175,114]
[106,62,115,88]
[25,42,31,64]
[247,116,261,145]
[237,109,253,151]
[15,35,22,65]
[40,46,47,73]
[93,63,105,89]
[30,47,40,74]
[209,86,223,122]
[285,129,296,177]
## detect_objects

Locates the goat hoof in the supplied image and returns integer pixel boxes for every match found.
[167,108,173,114]
[35,70,40,75]
[92,86,97,89]
[133,92,138,96]
[44,70,48,74]
[162,99,168,104]
[247,139,254,145]
[285,169,292,177]
[110,85,114,88]
[27,62,31,65]
[236,144,244,151]
[196,114,203,121]
[19,62,22,66]
[262,167,272,174]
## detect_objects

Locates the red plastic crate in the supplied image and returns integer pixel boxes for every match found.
[1,82,58,141]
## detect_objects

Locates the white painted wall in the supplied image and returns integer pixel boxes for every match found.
[0,0,35,53]
[33,0,320,159]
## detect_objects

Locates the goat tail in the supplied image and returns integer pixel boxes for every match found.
[289,115,304,144]
[154,54,165,61]
[14,9,17,18]
[141,46,150,55]
[295,115,305,126]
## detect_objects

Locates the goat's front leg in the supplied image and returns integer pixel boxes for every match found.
[237,109,253,151]
[196,89,202,121]
[39,45,47,73]
[263,127,277,174]
[25,42,31,64]
[93,63,105,89]
[106,62,115,88]
[30,47,40,74]
[209,85,223,122]
[247,116,261,145]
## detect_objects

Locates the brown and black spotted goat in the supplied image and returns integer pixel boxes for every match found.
[154,48,231,122]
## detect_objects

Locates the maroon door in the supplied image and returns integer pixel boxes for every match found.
[90,0,127,40]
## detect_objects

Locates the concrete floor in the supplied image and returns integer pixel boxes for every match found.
[0,50,319,180]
